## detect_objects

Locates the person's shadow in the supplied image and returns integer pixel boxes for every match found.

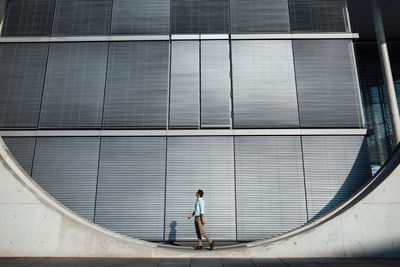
[167,221,178,245]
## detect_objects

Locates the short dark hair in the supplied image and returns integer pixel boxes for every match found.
[197,189,204,197]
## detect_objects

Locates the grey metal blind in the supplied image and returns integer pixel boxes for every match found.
[0,43,48,129]
[3,0,55,36]
[3,137,36,175]
[235,136,307,241]
[200,41,231,128]
[52,0,112,36]
[32,137,100,221]
[302,136,371,220]
[95,137,166,241]
[103,41,169,129]
[39,42,108,129]
[289,0,349,32]
[230,0,290,33]
[170,41,200,129]
[231,40,299,128]
[111,0,170,34]
[165,137,235,241]
[293,40,363,128]
[171,0,229,34]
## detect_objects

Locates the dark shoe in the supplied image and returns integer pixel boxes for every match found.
[209,241,215,250]
[193,245,203,250]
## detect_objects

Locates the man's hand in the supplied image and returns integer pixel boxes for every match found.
[187,215,192,220]
[201,220,205,225]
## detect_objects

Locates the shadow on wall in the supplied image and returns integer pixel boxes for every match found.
[167,221,178,245]
[310,139,371,221]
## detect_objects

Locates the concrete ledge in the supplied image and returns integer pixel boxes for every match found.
[0,137,399,257]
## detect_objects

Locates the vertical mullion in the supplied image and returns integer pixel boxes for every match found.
[93,137,102,223]
[198,40,201,129]
[163,137,168,241]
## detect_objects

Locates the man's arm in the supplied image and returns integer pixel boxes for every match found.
[200,200,205,224]
[187,211,194,220]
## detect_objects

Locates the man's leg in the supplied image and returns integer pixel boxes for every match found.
[195,217,202,246]
[197,217,212,244]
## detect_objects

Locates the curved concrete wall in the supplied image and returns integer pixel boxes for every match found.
[0,137,399,258]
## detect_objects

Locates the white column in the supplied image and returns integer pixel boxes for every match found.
[370,0,400,145]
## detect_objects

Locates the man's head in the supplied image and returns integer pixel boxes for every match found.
[196,189,204,198]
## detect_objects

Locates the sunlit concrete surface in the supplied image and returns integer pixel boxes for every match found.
[1,257,400,266]
[0,137,400,258]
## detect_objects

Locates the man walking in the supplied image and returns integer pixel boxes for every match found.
[187,189,215,250]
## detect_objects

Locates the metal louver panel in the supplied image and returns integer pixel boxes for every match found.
[235,136,307,241]
[111,0,170,34]
[165,137,235,241]
[3,137,36,175]
[230,0,290,33]
[289,0,349,32]
[52,0,112,36]
[293,40,363,128]
[32,137,100,221]
[232,40,299,128]
[200,41,231,128]
[103,41,169,129]
[171,0,229,34]
[39,42,108,128]
[95,137,166,241]
[0,43,48,129]
[170,41,200,129]
[3,0,55,36]
[302,136,371,220]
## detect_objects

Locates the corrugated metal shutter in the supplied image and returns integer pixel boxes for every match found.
[103,41,169,129]
[39,42,108,129]
[289,0,349,32]
[165,137,235,241]
[171,0,229,34]
[235,136,307,241]
[111,0,170,34]
[170,41,200,129]
[95,137,166,241]
[302,136,371,220]
[231,40,299,128]
[230,0,290,33]
[200,41,231,128]
[32,137,100,221]
[3,137,36,175]
[52,0,112,36]
[0,43,48,129]
[293,40,363,128]
[3,0,55,36]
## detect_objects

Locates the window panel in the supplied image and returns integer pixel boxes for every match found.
[289,0,349,32]
[3,137,36,175]
[165,136,235,241]
[0,43,48,129]
[235,136,307,241]
[3,0,55,36]
[170,41,199,129]
[95,137,166,241]
[103,41,169,129]
[39,42,108,128]
[230,0,290,33]
[293,40,363,128]
[32,137,100,221]
[171,0,229,34]
[232,40,299,128]
[201,41,231,128]
[52,0,112,36]
[111,0,170,34]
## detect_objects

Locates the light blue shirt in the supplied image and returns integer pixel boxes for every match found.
[193,197,205,216]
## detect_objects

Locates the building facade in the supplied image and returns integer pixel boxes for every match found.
[0,0,374,242]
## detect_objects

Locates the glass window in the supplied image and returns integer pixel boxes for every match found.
[231,40,299,128]
[39,42,108,128]
[52,0,112,36]
[169,41,200,129]
[230,0,290,33]
[3,137,36,175]
[2,0,55,36]
[111,0,170,34]
[103,41,169,129]
[0,43,48,129]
